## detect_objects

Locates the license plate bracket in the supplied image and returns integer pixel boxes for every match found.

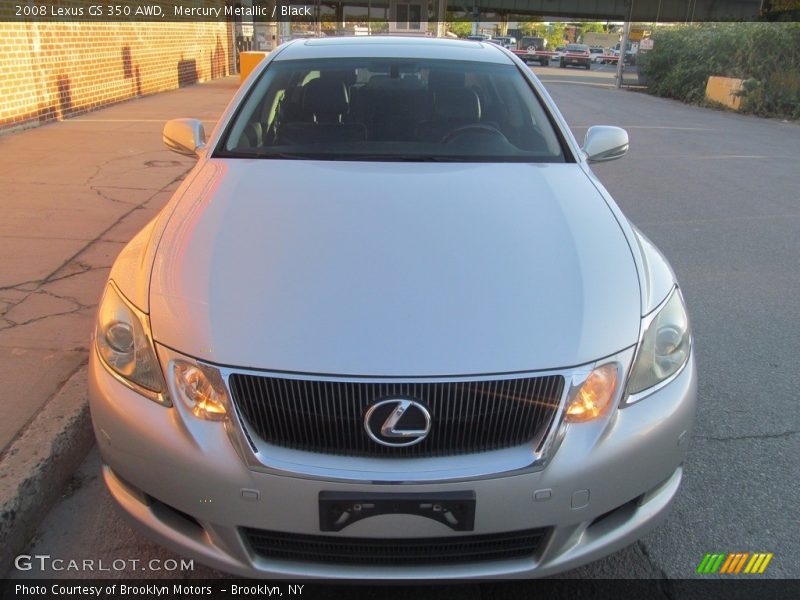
[319,491,476,532]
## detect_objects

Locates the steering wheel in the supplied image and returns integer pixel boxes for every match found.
[441,124,508,144]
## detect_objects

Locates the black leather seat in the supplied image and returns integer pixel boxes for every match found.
[276,77,366,145]
[303,77,349,123]
[416,87,482,143]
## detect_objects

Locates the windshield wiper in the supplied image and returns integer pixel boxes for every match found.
[329,154,456,162]
[214,150,325,160]
[213,151,505,162]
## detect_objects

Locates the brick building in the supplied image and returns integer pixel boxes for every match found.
[0,19,234,134]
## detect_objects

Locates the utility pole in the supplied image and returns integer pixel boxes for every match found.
[279,19,291,44]
[615,20,631,89]
[436,0,447,37]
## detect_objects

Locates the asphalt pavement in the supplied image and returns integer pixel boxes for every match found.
[7,64,800,585]
[0,76,241,575]
[0,78,236,453]
[540,64,800,579]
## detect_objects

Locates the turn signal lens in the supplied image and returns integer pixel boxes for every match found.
[173,361,228,421]
[566,363,619,423]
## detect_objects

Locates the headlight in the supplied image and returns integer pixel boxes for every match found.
[95,282,167,403]
[626,287,691,398]
[172,360,229,421]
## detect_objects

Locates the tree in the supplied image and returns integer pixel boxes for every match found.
[579,22,607,34]
[545,23,567,49]
[446,13,473,38]
[517,20,546,37]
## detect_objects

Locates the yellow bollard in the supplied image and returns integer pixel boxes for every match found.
[240,52,268,85]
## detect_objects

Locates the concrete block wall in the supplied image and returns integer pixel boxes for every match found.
[0,19,234,133]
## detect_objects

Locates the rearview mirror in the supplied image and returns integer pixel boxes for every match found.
[582,126,628,162]
[163,118,206,157]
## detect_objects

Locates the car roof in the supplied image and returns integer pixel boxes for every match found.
[274,36,514,64]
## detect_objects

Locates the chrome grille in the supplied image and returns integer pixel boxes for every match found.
[228,374,564,458]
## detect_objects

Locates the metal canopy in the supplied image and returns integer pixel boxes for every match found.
[315,0,763,21]
[462,0,761,20]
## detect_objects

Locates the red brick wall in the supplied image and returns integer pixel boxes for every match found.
[0,20,234,133]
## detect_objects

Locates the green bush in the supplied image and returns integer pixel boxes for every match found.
[641,23,800,119]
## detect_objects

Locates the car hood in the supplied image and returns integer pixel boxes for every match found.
[150,159,640,376]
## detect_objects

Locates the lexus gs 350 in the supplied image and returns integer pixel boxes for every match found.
[89,36,696,579]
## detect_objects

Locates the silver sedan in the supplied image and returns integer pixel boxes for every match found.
[89,36,696,579]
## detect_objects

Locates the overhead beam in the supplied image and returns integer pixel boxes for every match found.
[306,0,763,21]
[277,0,764,22]
[465,0,761,21]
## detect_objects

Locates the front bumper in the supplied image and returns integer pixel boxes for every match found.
[89,349,696,579]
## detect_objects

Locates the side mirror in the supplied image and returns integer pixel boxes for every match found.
[163,118,206,157]
[582,126,629,162]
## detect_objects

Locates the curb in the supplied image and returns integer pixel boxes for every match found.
[0,365,94,576]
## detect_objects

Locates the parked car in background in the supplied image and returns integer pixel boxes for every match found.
[513,36,556,66]
[560,44,592,69]
[493,36,517,49]
[612,41,637,65]
[589,47,605,63]
[597,53,619,65]
[92,36,696,580]
[519,36,547,51]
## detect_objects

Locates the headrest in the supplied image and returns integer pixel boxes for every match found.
[434,88,481,121]
[302,78,348,119]
[366,75,392,88]
[321,69,357,87]
[428,70,465,90]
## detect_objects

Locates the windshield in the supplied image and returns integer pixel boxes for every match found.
[217,58,566,163]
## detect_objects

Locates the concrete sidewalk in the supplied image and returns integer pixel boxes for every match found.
[0,76,239,572]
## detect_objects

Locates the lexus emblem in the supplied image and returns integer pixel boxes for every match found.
[364,399,432,447]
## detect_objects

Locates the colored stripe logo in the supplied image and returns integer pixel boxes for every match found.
[697,552,773,574]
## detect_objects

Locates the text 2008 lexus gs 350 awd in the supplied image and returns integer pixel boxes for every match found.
[89,36,696,579]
